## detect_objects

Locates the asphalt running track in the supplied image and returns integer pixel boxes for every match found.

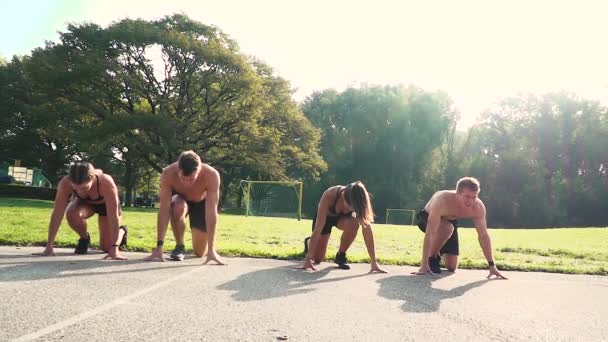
[1,246,607,341]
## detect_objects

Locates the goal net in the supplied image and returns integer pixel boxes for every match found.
[385,208,416,226]
[240,180,303,220]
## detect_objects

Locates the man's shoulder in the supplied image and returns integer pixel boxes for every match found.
[427,191,451,211]
[161,163,178,176]
[160,163,179,187]
[201,163,220,178]
[432,190,455,201]
[474,198,486,213]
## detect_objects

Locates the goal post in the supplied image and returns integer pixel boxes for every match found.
[240,180,303,220]
[386,208,416,226]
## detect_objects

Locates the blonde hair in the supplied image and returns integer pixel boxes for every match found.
[343,181,375,225]
[456,177,480,193]
[68,162,95,185]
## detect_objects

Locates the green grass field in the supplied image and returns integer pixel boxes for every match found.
[0,198,606,275]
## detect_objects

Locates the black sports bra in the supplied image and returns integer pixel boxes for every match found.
[73,174,104,202]
[328,186,353,217]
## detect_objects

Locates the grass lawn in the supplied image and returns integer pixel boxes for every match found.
[0,198,606,275]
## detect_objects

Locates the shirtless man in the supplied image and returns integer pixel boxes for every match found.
[414,177,507,279]
[36,162,127,260]
[144,151,224,264]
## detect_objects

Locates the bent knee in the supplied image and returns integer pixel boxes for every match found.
[65,210,83,225]
[171,201,187,217]
[444,262,459,272]
[339,218,359,232]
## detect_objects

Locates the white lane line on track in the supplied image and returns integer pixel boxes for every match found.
[12,266,202,342]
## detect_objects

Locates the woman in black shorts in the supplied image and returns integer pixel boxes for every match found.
[301,181,385,272]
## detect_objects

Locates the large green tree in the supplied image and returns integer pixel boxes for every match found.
[220,60,326,206]
[0,57,82,184]
[18,14,325,200]
[464,92,608,227]
[301,85,457,219]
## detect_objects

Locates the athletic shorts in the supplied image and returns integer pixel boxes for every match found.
[311,212,341,235]
[186,200,207,232]
[415,209,459,255]
[92,203,108,216]
[87,203,121,217]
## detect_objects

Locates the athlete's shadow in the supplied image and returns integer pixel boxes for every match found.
[0,248,112,259]
[218,263,369,301]
[0,252,195,283]
[377,274,489,313]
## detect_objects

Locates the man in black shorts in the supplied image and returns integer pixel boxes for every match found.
[416,210,459,273]
[144,151,224,264]
[413,177,507,279]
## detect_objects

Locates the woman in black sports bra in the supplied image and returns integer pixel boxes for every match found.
[301,181,386,273]
[36,162,128,260]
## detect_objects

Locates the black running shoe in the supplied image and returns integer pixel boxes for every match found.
[119,225,128,249]
[429,254,442,274]
[335,251,350,270]
[74,233,90,254]
[170,245,186,261]
[303,236,311,255]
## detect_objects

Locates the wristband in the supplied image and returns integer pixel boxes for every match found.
[111,244,119,247]
[156,240,164,247]
[488,260,495,267]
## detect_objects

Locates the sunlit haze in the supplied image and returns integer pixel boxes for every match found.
[2,0,607,129]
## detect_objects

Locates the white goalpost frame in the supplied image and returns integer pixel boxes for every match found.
[240,180,304,220]
[385,208,416,226]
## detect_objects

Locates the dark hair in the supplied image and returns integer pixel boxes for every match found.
[456,177,480,193]
[68,162,95,185]
[178,150,201,176]
[343,181,374,225]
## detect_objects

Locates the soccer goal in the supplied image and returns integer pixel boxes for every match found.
[385,208,416,226]
[240,180,303,220]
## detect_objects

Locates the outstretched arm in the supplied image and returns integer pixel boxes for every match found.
[473,203,507,280]
[301,188,332,271]
[144,171,172,262]
[203,169,224,265]
[414,204,441,275]
[361,224,387,273]
[101,175,127,260]
[35,179,71,256]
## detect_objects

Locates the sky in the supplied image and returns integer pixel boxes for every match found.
[1,0,607,129]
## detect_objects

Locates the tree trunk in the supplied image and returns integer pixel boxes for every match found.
[123,156,134,207]
[237,185,243,209]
